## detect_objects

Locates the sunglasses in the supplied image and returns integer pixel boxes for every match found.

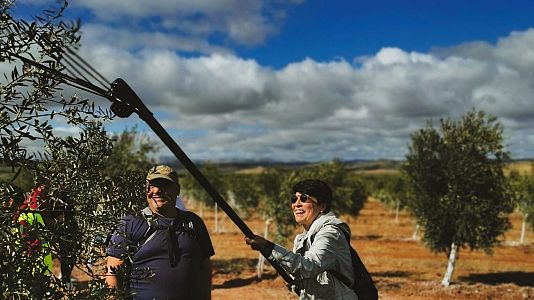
[290,193,317,204]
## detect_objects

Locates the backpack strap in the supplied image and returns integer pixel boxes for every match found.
[136,207,159,247]
[134,207,197,268]
[303,224,354,289]
[332,224,379,299]
[327,225,355,289]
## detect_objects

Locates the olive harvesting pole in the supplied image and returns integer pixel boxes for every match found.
[8,52,296,287]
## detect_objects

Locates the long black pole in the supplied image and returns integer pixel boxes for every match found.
[109,79,295,285]
[7,52,109,98]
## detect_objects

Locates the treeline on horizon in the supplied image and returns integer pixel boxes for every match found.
[158,158,534,175]
[3,158,534,192]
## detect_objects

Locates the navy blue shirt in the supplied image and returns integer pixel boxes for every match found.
[107,209,214,300]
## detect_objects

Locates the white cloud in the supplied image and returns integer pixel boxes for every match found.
[79,24,231,56]
[7,1,534,162]
[73,27,534,161]
[52,126,83,136]
[494,29,534,73]
[73,0,302,46]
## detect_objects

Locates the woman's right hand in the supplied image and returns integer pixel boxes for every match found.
[245,235,274,255]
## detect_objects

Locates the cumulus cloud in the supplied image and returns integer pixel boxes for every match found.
[79,24,231,56]
[86,28,532,162]
[73,0,303,47]
[8,2,534,161]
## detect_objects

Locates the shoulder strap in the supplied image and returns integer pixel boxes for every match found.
[135,207,158,247]
[328,224,355,288]
[333,224,378,299]
[300,224,354,288]
[136,208,198,248]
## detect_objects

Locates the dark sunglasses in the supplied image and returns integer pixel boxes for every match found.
[290,193,316,204]
[146,179,177,190]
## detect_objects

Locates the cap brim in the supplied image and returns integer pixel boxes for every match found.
[146,174,176,183]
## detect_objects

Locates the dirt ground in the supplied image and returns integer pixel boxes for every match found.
[207,198,534,300]
[69,198,534,299]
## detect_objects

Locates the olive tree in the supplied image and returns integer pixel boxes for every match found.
[305,159,368,217]
[1,122,146,298]
[508,169,534,244]
[227,172,261,218]
[104,126,158,177]
[256,167,295,241]
[180,161,226,226]
[403,110,513,286]
[0,2,149,298]
[374,174,409,223]
[256,160,368,242]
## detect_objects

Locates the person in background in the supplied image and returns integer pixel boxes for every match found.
[15,180,48,221]
[245,179,358,300]
[16,180,53,276]
[49,195,80,284]
[106,165,214,300]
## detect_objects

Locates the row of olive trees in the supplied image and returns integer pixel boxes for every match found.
[180,109,534,290]
[371,110,533,287]
[372,169,534,243]
[181,159,368,242]
[507,168,534,244]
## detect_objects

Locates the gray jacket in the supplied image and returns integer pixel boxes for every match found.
[268,212,358,300]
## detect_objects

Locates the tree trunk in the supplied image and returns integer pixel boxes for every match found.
[257,218,273,278]
[412,223,419,240]
[219,213,227,233]
[216,203,219,232]
[520,213,528,244]
[395,200,400,223]
[441,242,458,287]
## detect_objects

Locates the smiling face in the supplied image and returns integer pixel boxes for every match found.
[146,178,179,217]
[291,192,326,230]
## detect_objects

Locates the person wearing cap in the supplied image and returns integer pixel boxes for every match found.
[245,179,358,300]
[105,165,214,300]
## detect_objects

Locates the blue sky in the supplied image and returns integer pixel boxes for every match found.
[242,0,534,68]
[10,0,534,162]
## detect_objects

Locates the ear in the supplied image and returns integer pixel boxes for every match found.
[318,202,327,212]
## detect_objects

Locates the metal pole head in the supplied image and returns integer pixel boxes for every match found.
[109,78,152,119]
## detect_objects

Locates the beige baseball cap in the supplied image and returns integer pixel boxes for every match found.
[146,165,179,185]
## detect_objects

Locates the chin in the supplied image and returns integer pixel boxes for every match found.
[294,217,304,224]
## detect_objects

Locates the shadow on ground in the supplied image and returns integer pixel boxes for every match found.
[355,234,381,240]
[212,257,280,289]
[373,271,412,278]
[212,258,258,275]
[460,271,534,287]
[213,273,278,289]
